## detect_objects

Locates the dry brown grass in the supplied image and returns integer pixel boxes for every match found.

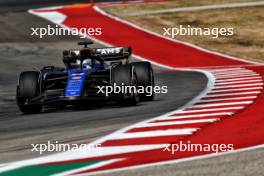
[103,0,259,16]
[104,4,264,63]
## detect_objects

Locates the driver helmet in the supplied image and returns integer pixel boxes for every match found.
[83,58,92,69]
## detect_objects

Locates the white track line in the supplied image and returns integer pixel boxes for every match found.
[216,74,260,79]
[216,80,262,85]
[206,91,261,97]
[208,68,247,72]
[210,87,262,93]
[215,73,257,77]
[212,68,253,72]
[215,77,262,82]
[111,129,198,139]
[75,145,166,158]
[191,101,253,108]
[177,107,244,114]
[200,96,257,102]
[157,112,233,120]
[215,72,258,75]
[215,73,259,78]
[216,76,261,80]
[137,119,218,127]
[214,73,257,77]
[214,83,263,89]
[213,71,255,75]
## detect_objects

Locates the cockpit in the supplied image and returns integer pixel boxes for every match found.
[63,49,103,69]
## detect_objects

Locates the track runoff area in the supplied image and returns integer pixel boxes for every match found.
[1,1,264,176]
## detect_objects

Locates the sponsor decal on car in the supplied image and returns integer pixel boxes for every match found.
[95,47,122,55]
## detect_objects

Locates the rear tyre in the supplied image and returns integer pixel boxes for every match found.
[16,71,42,114]
[132,62,154,101]
[112,64,139,106]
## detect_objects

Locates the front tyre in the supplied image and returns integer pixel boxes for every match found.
[16,71,42,114]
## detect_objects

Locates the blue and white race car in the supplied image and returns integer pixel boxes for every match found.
[16,41,154,113]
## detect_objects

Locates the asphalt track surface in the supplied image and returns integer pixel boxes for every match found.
[2,1,264,176]
[0,0,207,164]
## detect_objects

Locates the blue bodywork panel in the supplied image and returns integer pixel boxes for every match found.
[65,68,93,97]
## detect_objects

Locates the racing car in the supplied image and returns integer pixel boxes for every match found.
[16,41,154,113]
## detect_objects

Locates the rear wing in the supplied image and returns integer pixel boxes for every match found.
[63,45,132,66]
[77,40,131,59]
[92,47,132,61]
